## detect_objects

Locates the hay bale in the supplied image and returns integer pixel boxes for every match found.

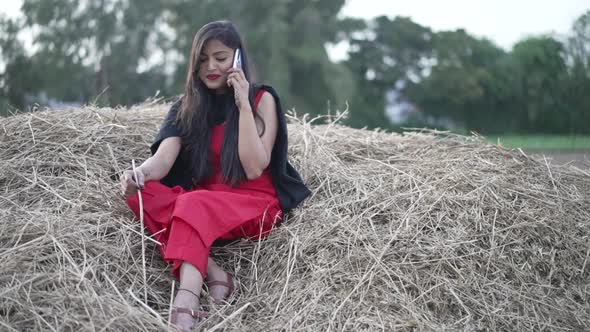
[1,103,589,331]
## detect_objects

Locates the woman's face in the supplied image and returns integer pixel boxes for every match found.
[198,39,235,92]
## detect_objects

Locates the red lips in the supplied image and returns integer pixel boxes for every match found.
[206,74,221,80]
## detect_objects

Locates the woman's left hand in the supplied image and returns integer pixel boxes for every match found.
[227,67,250,111]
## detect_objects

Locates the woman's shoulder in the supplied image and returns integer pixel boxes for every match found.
[170,95,184,111]
[159,96,184,122]
[252,83,277,96]
[252,84,281,108]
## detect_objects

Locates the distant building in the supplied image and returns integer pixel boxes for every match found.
[26,92,82,110]
[385,82,457,130]
[385,88,418,123]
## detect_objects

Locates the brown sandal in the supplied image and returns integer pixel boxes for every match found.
[170,306,209,330]
[206,272,236,305]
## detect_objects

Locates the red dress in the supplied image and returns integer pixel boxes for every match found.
[126,109,283,280]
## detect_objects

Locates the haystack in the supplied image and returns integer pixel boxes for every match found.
[1,102,589,331]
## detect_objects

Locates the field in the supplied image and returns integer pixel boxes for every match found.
[487,135,590,170]
[489,135,590,150]
[530,150,590,169]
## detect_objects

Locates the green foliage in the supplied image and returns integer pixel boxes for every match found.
[345,16,434,129]
[344,10,590,134]
[0,15,32,115]
[1,3,589,135]
[1,0,168,109]
[488,135,590,150]
[140,0,353,114]
[565,11,590,134]
[509,37,569,132]
[2,0,355,118]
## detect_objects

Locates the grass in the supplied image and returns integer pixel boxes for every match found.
[488,135,590,150]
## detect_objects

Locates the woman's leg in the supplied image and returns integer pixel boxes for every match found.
[206,257,233,301]
[204,206,283,302]
[172,261,204,330]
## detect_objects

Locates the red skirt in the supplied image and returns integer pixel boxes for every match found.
[126,181,283,279]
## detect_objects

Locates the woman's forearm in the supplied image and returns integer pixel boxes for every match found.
[238,106,269,179]
[137,136,181,182]
[138,156,172,182]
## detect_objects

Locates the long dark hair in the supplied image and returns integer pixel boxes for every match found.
[178,20,263,187]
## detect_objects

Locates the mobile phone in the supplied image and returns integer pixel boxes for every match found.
[232,48,242,69]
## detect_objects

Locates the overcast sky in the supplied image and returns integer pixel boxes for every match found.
[339,0,588,47]
[2,0,588,61]
[331,0,588,60]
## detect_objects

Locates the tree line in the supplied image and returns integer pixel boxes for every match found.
[0,1,588,134]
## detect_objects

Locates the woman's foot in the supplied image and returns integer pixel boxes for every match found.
[206,270,236,304]
[171,288,206,331]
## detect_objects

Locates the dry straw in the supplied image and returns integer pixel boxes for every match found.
[1,102,589,331]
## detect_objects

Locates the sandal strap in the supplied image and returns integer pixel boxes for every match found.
[207,280,232,288]
[171,307,209,319]
[206,272,235,292]
[206,272,236,305]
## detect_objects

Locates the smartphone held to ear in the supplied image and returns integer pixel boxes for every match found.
[232,48,242,69]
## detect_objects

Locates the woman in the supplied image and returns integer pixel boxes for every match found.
[120,21,310,330]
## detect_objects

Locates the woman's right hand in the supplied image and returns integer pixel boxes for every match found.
[120,168,146,197]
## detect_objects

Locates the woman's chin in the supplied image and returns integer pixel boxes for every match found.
[205,81,228,93]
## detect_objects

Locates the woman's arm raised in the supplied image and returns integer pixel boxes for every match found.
[237,91,278,179]
[227,67,278,180]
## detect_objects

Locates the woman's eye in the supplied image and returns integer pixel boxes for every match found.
[217,58,227,62]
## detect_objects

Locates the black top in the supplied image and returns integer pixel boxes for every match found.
[150,84,311,213]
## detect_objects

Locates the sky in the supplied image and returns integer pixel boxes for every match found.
[328,0,589,60]
[1,0,589,61]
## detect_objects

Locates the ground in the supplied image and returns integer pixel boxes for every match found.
[530,150,590,169]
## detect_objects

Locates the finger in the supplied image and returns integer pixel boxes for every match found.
[229,76,239,88]
[126,184,137,195]
[236,68,246,81]
[237,70,246,82]
[132,178,140,190]
[227,74,237,86]
[228,73,240,81]
[125,171,135,182]
[231,74,244,88]
[123,182,133,197]
[138,172,145,188]
[126,177,138,189]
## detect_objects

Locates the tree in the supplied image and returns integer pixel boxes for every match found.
[510,37,569,133]
[163,0,356,115]
[0,15,35,115]
[568,10,590,70]
[565,10,590,134]
[344,16,434,129]
[10,0,168,107]
[406,29,509,133]
[2,0,357,118]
